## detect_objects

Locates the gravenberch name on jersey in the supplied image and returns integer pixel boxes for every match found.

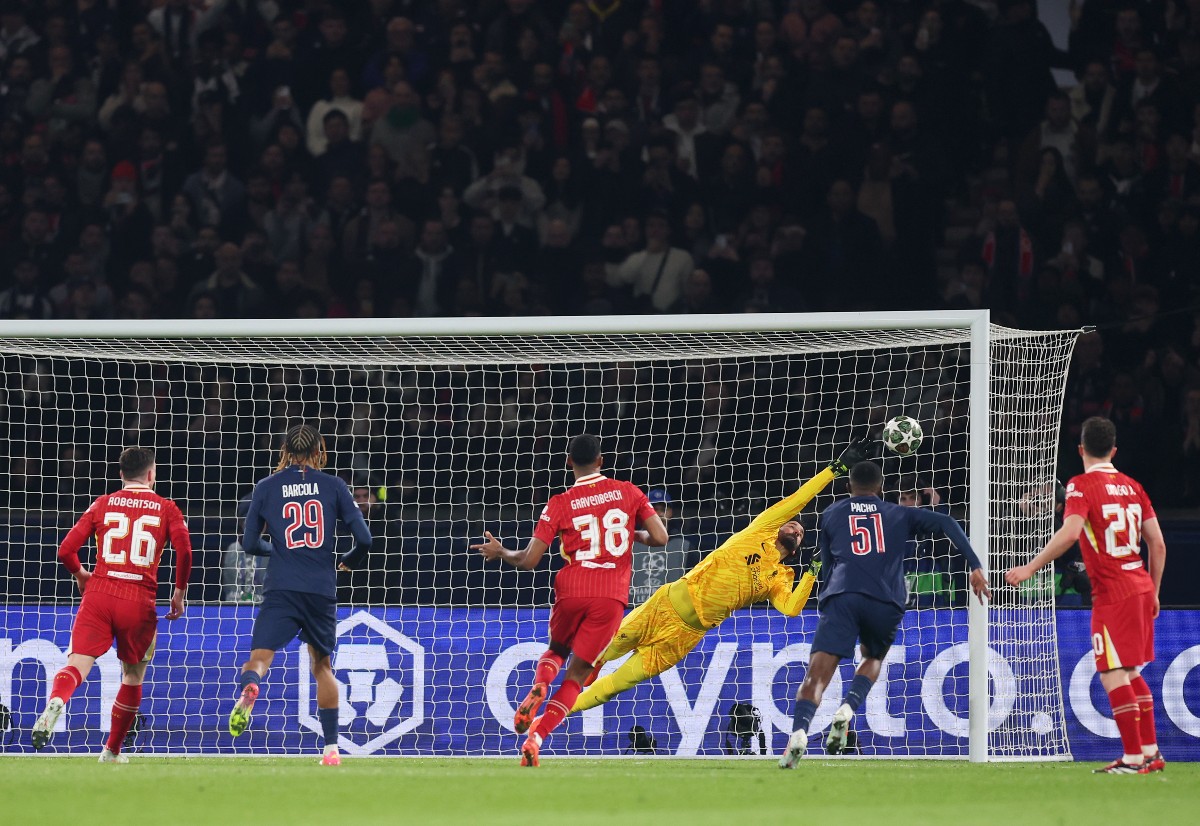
[570,489,623,510]
[282,483,320,497]
[107,496,161,510]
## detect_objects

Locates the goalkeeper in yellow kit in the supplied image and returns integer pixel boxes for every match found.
[569,440,874,716]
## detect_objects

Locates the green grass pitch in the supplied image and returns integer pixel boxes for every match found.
[3,757,1197,825]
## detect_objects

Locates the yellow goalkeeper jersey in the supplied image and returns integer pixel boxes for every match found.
[676,467,836,629]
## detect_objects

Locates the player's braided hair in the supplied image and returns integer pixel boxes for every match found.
[276,423,327,471]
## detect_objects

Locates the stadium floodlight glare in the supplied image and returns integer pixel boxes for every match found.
[0,311,1078,760]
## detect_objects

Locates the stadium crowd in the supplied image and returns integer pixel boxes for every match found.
[0,0,1198,516]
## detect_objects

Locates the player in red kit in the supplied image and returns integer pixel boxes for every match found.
[1006,417,1167,774]
[472,434,668,766]
[31,447,192,762]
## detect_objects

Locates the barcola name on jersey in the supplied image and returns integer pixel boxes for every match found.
[281,483,320,498]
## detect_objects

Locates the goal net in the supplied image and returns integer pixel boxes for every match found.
[0,313,1078,759]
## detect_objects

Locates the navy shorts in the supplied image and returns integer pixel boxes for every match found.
[250,590,337,658]
[812,593,904,660]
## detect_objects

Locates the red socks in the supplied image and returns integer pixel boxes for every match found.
[105,684,143,755]
[1129,674,1158,754]
[534,652,564,686]
[50,666,82,704]
[534,680,581,740]
[1106,683,1142,760]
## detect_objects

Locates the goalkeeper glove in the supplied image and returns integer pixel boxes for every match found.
[805,557,822,579]
[828,439,875,477]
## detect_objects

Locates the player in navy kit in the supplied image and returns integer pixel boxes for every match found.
[227,424,373,765]
[779,460,990,767]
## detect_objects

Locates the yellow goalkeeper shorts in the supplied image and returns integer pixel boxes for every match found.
[603,583,706,678]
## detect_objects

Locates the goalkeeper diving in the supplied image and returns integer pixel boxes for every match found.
[568,439,873,716]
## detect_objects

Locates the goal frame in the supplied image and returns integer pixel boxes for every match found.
[0,309,1062,762]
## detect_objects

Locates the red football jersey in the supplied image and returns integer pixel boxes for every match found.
[1063,463,1156,606]
[57,484,193,603]
[533,472,655,603]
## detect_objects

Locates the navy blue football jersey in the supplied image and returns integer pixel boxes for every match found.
[817,495,981,609]
[241,465,373,598]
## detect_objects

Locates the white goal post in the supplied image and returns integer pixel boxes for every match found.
[0,310,1079,760]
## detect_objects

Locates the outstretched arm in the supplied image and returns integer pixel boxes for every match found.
[1005,514,1085,587]
[472,532,551,570]
[751,439,876,532]
[911,509,990,603]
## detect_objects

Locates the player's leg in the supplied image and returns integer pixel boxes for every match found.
[1096,666,1144,772]
[100,659,148,764]
[781,595,858,768]
[100,601,157,762]
[289,594,341,764]
[1092,597,1151,773]
[826,651,883,755]
[311,648,342,766]
[827,599,902,754]
[1129,593,1163,772]
[33,653,96,750]
[522,598,624,766]
[516,598,582,735]
[34,594,109,749]
[572,593,704,713]
[231,591,298,736]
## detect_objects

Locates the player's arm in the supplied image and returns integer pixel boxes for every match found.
[472,532,551,570]
[633,492,669,546]
[239,485,272,557]
[165,501,193,620]
[335,481,374,571]
[749,440,874,532]
[769,560,820,617]
[1141,516,1166,617]
[911,508,991,602]
[1004,513,1085,586]
[57,505,98,594]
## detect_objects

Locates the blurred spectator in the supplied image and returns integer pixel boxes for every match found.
[607,210,694,313]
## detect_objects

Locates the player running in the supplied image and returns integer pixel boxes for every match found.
[472,434,668,767]
[780,459,989,768]
[33,447,192,762]
[229,424,372,766]
[566,440,873,718]
[1006,416,1167,774]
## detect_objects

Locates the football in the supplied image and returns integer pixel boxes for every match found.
[882,415,923,455]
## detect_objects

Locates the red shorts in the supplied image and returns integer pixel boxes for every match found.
[548,596,626,666]
[1091,591,1155,672]
[70,591,158,664]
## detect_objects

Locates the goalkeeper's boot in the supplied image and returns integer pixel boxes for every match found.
[826,703,854,755]
[98,748,128,764]
[228,683,259,737]
[321,746,342,766]
[31,697,65,751]
[513,682,547,735]
[778,729,807,769]
[520,732,542,768]
[1139,752,1166,774]
[1094,758,1143,774]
